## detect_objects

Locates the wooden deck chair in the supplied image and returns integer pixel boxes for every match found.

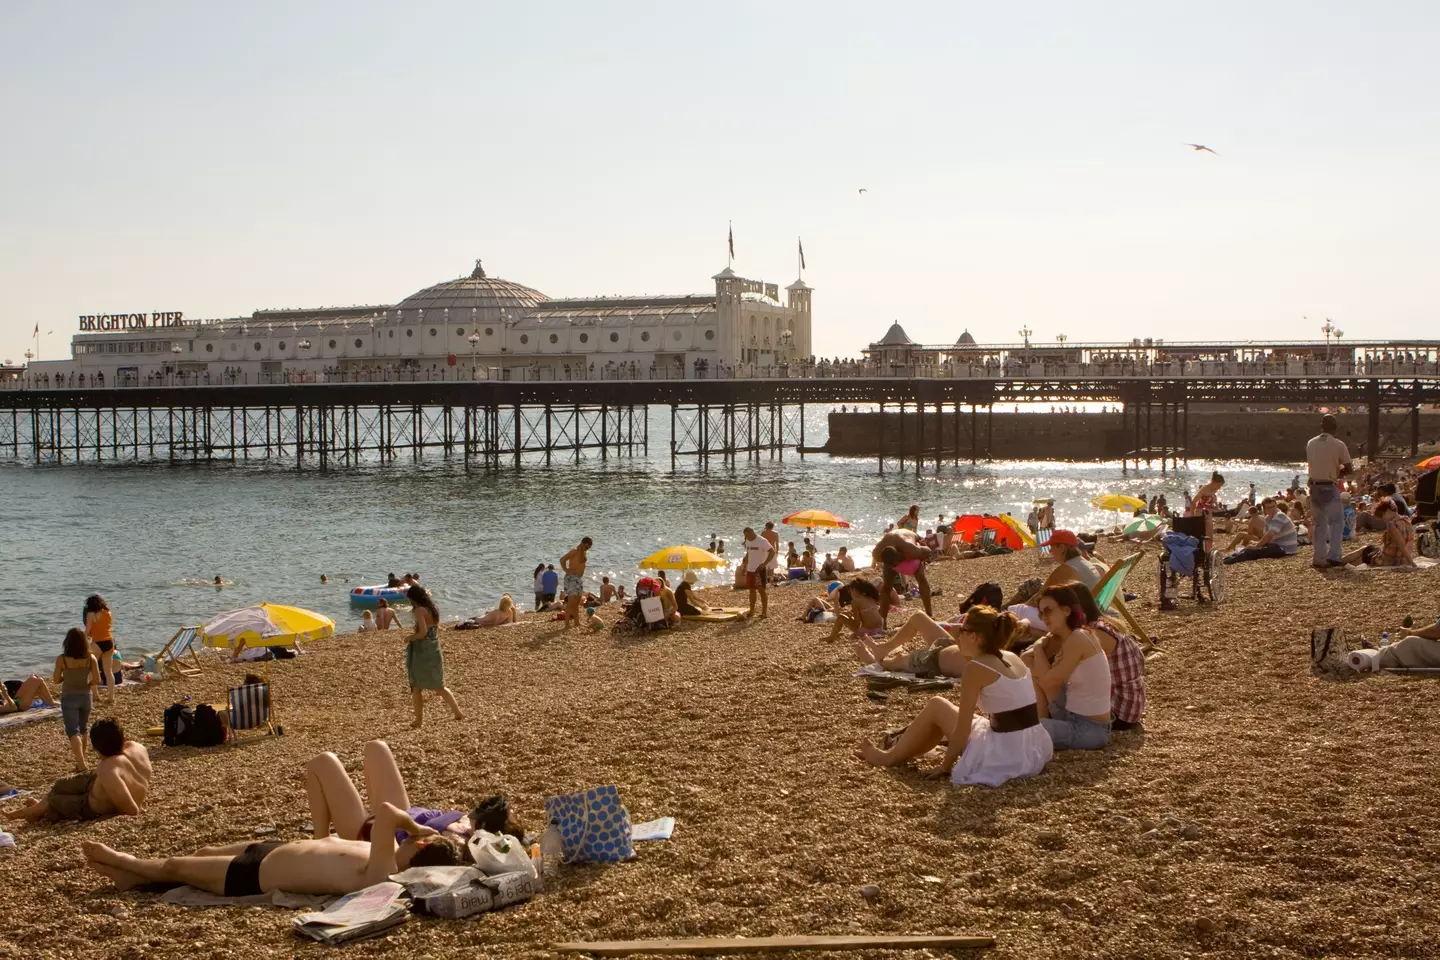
[227,682,277,739]
[1091,552,1151,642]
[155,626,203,679]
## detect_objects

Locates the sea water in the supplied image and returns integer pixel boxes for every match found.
[1,406,1300,674]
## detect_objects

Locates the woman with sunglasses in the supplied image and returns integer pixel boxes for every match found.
[1025,584,1112,750]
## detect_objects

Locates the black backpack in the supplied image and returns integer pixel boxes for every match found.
[190,704,226,747]
[163,703,195,747]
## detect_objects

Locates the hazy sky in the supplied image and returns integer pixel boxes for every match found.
[3,1,1437,363]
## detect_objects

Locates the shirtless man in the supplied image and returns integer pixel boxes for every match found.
[3,719,151,824]
[761,522,781,575]
[560,536,593,630]
[374,598,402,631]
[83,802,458,896]
[873,530,933,620]
[600,576,617,603]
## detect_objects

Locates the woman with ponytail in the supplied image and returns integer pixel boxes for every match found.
[856,606,1053,787]
[1025,584,1112,750]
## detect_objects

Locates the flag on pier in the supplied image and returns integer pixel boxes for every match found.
[798,237,806,271]
[728,222,734,263]
[33,323,39,337]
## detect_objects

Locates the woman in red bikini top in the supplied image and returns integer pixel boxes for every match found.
[1189,471,1225,516]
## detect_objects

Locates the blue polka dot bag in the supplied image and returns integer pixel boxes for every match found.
[544,785,635,863]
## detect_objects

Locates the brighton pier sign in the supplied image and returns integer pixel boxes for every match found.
[79,312,185,332]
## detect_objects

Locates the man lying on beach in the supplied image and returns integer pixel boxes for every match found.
[83,801,459,896]
[2,720,151,824]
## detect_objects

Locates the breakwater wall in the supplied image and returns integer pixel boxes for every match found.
[824,410,1440,461]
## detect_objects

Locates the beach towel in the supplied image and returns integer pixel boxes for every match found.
[852,664,955,687]
[0,704,60,730]
[1342,557,1437,574]
[1162,531,1201,576]
[680,611,743,623]
[159,886,333,909]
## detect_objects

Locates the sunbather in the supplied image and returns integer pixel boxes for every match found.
[1339,500,1415,567]
[1225,505,1264,552]
[826,579,886,642]
[854,606,1053,787]
[852,610,969,677]
[0,675,57,713]
[306,740,471,846]
[1398,618,1440,641]
[471,595,517,627]
[3,720,151,824]
[82,801,458,896]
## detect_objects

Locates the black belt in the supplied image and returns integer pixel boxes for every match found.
[990,703,1040,733]
[1309,479,1336,485]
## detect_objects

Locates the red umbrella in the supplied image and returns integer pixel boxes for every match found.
[1416,455,1440,472]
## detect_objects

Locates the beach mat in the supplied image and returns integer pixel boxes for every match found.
[160,885,333,909]
[681,610,743,623]
[1344,557,1437,574]
[0,705,60,730]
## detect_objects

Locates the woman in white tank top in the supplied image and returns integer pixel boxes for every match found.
[856,607,1053,786]
[1025,585,1112,751]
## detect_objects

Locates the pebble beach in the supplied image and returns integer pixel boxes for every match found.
[2,536,1439,960]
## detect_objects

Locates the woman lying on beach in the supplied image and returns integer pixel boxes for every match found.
[855,606,1053,787]
[1022,585,1112,750]
[1,675,57,714]
[825,579,886,642]
[306,740,473,846]
[467,595,517,627]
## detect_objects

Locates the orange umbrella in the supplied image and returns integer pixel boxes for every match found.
[781,509,851,529]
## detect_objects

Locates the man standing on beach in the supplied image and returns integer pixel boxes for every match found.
[1306,414,1352,569]
[560,537,593,629]
[742,527,775,619]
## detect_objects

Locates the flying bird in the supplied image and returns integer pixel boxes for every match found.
[858,188,868,194]
[1184,143,1218,154]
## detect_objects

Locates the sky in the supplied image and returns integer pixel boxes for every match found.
[2,1,1438,363]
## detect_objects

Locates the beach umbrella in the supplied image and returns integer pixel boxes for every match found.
[1416,455,1440,472]
[1092,494,1147,512]
[1124,515,1166,537]
[201,602,335,650]
[638,545,726,571]
[996,513,1037,547]
[781,509,851,529]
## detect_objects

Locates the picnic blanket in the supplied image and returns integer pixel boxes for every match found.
[0,705,60,730]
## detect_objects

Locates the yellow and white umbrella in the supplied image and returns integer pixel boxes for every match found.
[201,602,335,650]
[638,545,727,571]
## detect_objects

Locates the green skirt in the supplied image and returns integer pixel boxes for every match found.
[406,626,446,691]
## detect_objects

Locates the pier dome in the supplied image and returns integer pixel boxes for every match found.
[393,260,547,315]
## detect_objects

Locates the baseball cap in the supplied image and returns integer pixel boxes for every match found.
[1048,529,1080,548]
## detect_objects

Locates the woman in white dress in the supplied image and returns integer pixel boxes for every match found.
[855,607,1054,787]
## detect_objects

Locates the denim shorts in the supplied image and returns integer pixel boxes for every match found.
[1041,688,1111,751]
[61,691,92,739]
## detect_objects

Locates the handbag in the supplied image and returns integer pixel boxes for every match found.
[543,785,635,863]
[1310,626,1352,678]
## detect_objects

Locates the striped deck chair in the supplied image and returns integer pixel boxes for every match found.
[227,682,276,739]
[155,626,203,679]
[1091,552,1151,644]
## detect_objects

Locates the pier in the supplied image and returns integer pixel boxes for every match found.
[1,374,1436,472]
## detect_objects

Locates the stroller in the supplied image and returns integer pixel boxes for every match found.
[618,577,671,633]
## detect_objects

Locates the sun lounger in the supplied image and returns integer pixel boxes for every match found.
[1091,552,1152,641]
[155,626,203,679]
[227,682,276,739]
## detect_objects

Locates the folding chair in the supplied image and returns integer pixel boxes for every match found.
[1091,553,1151,642]
[227,682,277,738]
[154,626,203,679]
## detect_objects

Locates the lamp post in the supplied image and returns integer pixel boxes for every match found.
[1019,326,1032,364]
[171,343,182,386]
[1321,318,1334,359]
[468,332,480,380]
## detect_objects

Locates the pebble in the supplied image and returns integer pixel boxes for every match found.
[1036,830,1067,850]
[859,884,881,901]
[107,906,128,919]
[253,826,277,836]
[1140,829,1162,841]
[1139,819,1158,832]
[1181,824,1202,841]
[1196,917,1217,935]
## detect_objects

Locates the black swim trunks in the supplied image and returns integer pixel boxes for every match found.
[223,842,284,897]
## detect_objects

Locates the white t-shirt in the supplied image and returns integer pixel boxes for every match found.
[744,537,772,573]
[1306,433,1350,482]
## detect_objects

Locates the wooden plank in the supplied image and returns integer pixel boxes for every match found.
[554,934,995,956]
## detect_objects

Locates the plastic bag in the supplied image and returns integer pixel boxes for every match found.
[467,830,535,878]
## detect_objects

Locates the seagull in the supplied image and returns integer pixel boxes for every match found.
[1184,143,1218,155]
[858,188,868,194]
